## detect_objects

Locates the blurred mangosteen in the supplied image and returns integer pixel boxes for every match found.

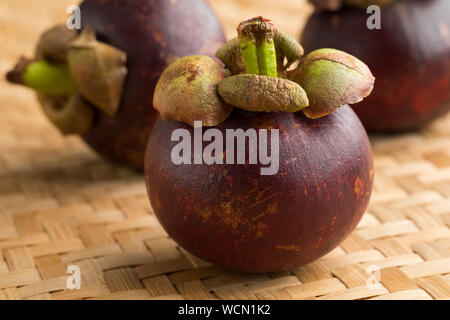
[301,0,450,132]
[6,0,225,169]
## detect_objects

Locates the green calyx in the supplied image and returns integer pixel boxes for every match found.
[215,37,244,75]
[38,93,94,135]
[153,16,375,127]
[218,74,308,113]
[215,16,308,114]
[290,48,375,119]
[5,26,79,96]
[5,25,128,135]
[274,29,304,76]
[153,55,232,127]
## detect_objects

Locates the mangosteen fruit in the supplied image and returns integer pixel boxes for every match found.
[144,17,375,272]
[301,0,450,132]
[6,0,225,169]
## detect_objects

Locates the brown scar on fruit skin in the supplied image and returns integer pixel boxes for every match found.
[247,193,277,209]
[313,237,324,249]
[276,244,302,252]
[196,207,212,222]
[217,201,269,239]
[354,176,365,197]
[186,65,202,82]
[331,216,337,226]
[190,188,277,241]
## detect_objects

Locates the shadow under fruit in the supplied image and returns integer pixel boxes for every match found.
[145,17,375,272]
[302,0,450,132]
[6,0,225,169]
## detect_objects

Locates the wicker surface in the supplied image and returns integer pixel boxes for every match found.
[0,0,449,300]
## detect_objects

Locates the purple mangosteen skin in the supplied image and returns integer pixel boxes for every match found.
[144,106,374,272]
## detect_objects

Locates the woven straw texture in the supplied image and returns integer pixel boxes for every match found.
[0,0,449,300]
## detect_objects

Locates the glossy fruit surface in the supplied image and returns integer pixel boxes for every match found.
[144,106,373,272]
[301,0,450,132]
[80,0,225,168]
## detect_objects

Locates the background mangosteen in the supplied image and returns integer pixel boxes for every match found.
[144,17,375,272]
[301,0,450,132]
[6,0,225,169]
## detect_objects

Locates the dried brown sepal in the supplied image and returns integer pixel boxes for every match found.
[67,28,128,117]
[237,16,275,38]
[153,55,233,127]
[35,25,78,63]
[37,92,94,135]
[291,48,374,119]
[215,37,245,75]
[218,74,309,112]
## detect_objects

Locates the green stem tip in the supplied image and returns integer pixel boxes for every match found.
[6,57,77,96]
[239,36,260,75]
[237,17,278,77]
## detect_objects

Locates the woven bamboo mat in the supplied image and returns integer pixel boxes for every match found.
[0,0,449,300]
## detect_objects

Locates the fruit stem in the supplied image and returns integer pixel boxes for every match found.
[237,17,278,77]
[6,57,77,95]
[239,36,260,75]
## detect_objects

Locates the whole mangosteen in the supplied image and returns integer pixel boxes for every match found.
[301,0,450,132]
[6,0,225,169]
[144,17,375,272]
